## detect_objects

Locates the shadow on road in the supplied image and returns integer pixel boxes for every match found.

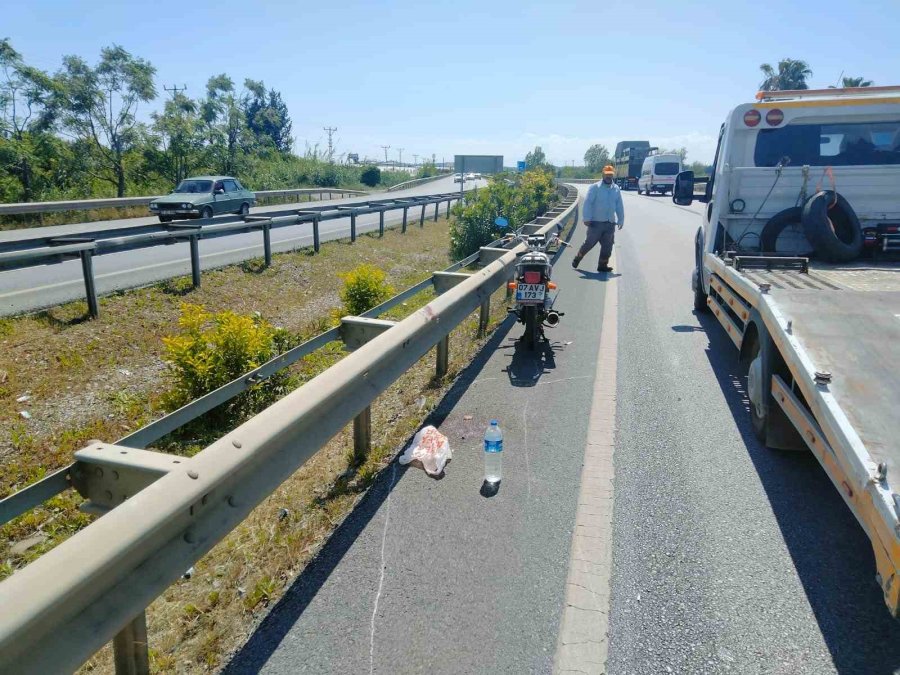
[698,311,900,674]
[576,270,622,281]
[671,324,706,333]
[501,335,562,387]
[222,313,518,673]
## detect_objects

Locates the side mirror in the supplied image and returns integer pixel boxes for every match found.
[494,216,509,229]
[673,171,694,206]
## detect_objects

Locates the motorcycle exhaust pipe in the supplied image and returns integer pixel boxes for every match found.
[545,310,561,327]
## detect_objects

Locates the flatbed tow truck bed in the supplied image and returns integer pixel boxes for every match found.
[705,254,900,614]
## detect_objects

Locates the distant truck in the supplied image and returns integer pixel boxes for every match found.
[613,141,652,190]
[674,85,900,616]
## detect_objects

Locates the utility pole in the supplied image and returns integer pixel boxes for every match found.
[163,84,187,99]
[381,145,391,165]
[412,153,419,167]
[397,148,404,168]
[323,126,337,163]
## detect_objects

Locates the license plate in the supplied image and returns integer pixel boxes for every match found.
[160,210,176,215]
[516,283,546,303]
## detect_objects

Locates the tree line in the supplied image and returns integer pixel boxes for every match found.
[0,39,406,205]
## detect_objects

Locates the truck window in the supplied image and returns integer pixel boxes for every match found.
[754,120,900,167]
[654,162,680,175]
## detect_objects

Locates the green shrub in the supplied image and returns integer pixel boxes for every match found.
[449,169,558,259]
[339,264,394,316]
[359,166,381,188]
[162,304,297,424]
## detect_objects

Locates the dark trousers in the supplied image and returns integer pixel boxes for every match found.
[577,220,615,265]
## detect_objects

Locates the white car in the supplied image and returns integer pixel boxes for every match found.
[453,173,463,183]
[473,172,482,179]
[465,172,476,180]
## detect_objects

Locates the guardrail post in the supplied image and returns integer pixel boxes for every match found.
[433,202,439,222]
[350,212,357,242]
[313,215,321,253]
[478,299,490,337]
[419,204,426,228]
[446,199,451,218]
[262,223,272,267]
[436,335,449,379]
[353,405,371,465]
[80,249,99,319]
[189,235,201,289]
[113,610,150,675]
[379,209,385,237]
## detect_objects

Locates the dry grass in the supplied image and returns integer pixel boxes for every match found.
[0,219,454,573]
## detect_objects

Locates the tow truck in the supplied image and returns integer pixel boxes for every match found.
[674,85,900,615]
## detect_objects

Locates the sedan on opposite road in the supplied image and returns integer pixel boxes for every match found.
[149,176,256,223]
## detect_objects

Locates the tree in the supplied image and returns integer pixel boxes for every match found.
[150,92,203,185]
[56,45,156,196]
[525,145,547,169]
[583,144,610,173]
[0,39,57,201]
[242,79,292,153]
[202,74,247,174]
[842,76,873,88]
[759,59,812,91]
[359,165,381,187]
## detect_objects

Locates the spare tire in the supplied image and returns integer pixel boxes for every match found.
[760,207,813,254]
[801,191,863,263]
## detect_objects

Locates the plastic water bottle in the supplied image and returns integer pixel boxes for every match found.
[483,420,503,483]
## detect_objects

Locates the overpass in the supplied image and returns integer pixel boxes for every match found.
[1,186,899,674]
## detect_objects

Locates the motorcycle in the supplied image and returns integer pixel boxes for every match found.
[496,218,565,350]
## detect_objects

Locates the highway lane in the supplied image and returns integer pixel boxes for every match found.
[606,191,900,674]
[0,176,483,315]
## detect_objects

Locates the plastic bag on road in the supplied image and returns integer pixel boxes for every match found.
[398,425,452,476]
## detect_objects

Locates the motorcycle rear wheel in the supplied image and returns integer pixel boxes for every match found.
[523,306,540,350]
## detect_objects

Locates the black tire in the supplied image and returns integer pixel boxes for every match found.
[742,330,768,443]
[201,206,214,220]
[759,207,814,254]
[238,202,250,217]
[801,191,863,263]
[158,215,173,223]
[693,274,708,312]
[523,306,539,350]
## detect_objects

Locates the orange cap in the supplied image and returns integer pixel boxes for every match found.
[602,164,615,175]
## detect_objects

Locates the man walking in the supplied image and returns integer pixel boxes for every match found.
[572,164,624,273]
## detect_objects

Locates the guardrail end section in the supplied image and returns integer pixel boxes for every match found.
[339,316,398,351]
[71,443,183,515]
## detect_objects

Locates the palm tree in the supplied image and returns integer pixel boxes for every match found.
[841,76,873,88]
[759,59,813,91]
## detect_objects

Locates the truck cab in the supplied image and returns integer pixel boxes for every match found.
[673,86,900,616]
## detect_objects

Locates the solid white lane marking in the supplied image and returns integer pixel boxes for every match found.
[369,462,397,675]
[553,248,618,675]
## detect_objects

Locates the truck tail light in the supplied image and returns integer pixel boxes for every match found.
[744,109,761,127]
[765,108,784,126]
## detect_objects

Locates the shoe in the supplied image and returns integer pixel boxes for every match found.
[597,265,613,273]
[572,255,582,269]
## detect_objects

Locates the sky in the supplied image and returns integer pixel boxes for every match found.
[4,0,899,166]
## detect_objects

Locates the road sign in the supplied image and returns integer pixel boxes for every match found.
[517,161,526,172]
[454,155,503,175]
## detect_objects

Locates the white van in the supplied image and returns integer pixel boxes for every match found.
[638,152,682,195]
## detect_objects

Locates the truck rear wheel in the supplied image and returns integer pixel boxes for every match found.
[744,332,768,443]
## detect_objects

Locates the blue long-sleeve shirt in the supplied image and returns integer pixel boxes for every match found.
[583,180,624,226]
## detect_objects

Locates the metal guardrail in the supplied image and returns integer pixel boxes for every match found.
[0,190,473,319]
[0,188,368,217]
[386,173,452,192]
[0,185,579,675]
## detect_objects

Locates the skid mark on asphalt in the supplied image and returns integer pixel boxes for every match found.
[369,462,398,675]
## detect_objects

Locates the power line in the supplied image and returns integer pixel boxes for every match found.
[323,126,337,163]
[163,84,187,99]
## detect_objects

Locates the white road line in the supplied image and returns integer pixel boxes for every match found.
[369,462,398,675]
[553,249,618,675]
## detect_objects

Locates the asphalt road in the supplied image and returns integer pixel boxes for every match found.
[0,176,484,315]
[220,187,900,674]
[606,191,900,674]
